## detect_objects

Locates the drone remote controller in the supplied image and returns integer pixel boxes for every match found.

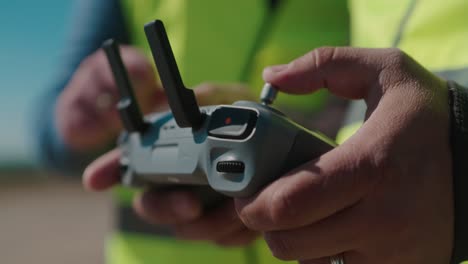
[102,20,336,197]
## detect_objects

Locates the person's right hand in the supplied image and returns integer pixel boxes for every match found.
[55,46,164,152]
[235,47,453,264]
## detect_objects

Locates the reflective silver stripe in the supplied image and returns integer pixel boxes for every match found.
[436,67,468,87]
[342,100,366,127]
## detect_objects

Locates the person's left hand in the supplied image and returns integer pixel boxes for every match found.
[83,82,258,247]
[235,47,453,263]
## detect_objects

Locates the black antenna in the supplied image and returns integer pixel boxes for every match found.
[144,20,203,129]
[102,39,147,133]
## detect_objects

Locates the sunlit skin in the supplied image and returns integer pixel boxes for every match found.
[236,47,453,264]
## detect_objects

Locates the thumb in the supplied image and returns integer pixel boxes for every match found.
[235,139,374,231]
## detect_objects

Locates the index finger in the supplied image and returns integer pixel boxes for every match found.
[262,47,393,100]
[83,148,121,191]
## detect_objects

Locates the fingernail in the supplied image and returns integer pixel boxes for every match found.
[265,64,288,74]
[171,194,200,220]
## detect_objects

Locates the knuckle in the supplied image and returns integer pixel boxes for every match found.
[268,187,297,227]
[98,74,118,93]
[237,207,260,230]
[264,232,296,260]
[383,48,410,69]
[288,47,337,76]
[236,201,272,231]
[310,46,337,67]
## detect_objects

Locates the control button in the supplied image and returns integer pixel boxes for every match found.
[216,161,245,173]
[208,107,257,139]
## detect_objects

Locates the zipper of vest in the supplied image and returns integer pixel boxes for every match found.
[343,0,419,128]
[239,0,283,83]
[392,0,419,47]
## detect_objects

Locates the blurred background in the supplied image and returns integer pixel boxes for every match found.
[0,1,112,263]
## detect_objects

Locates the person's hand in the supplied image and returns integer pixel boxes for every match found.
[56,46,164,152]
[235,47,453,263]
[56,45,255,153]
[83,82,258,247]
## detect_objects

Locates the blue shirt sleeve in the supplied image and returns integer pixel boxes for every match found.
[34,0,129,174]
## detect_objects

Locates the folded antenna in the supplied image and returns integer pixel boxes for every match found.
[144,20,203,129]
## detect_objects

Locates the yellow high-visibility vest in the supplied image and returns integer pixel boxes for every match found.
[109,1,349,264]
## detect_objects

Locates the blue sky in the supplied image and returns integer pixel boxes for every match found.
[0,1,73,165]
